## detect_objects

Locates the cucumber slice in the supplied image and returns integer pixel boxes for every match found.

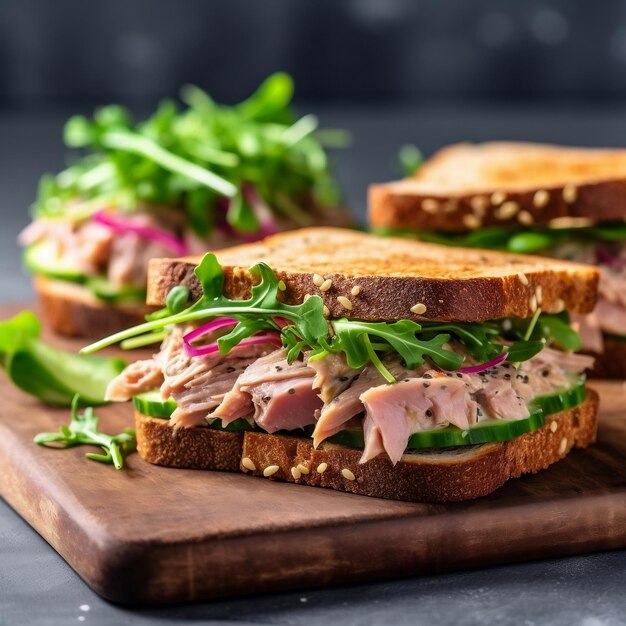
[24,243,85,282]
[327,376,586,450]
[133,390,177,418]
[132,391,253,432]
[86,276,146,304]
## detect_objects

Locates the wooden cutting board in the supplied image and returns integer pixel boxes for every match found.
[1,311,626,605]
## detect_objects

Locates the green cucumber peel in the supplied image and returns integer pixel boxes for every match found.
[326,375,586,450]
[132,391,251,432]
[1,311,125,406]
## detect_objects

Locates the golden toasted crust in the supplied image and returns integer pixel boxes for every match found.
[146,227,598,321]
[134,390,598,503]
[369,142,626,231]
[135,412,243,471]
[34,276,151,338]
[588,337,626,379]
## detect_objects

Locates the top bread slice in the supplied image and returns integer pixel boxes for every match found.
[147,227,598,322]
[369,142,626,231]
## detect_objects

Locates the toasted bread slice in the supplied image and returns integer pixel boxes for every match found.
[369,142,626,231]
[147,227,598,322]
[134,389,598,503]
[34,276,151,338]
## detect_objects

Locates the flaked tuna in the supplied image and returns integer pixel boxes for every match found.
[212,349,321,432]
[105,359,163,402]
[359,376,478,465]
[312,361,420,448]
[307,352,361,403]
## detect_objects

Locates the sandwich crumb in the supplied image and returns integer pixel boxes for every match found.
[530,294,538,312]
[319,278,332,292]
[351,285,361,296]
[517,272,529,286]
[495,201,519,220]
[535,285,543,305]
[411,303,427,315]
[562,184,578,203]
[297,463,310,475]
[421,198,439,213]
[559,437,568,455]
[291,466,302,480]
[303,293,312,301]
[337,296,353,310]
[241,457,256,472]
[462,214,481,229]
[533,189,550,208]
[491,190,506,205]
[278,280,287,291]
[313,273,324,287]
[341,468,356,481]
[517,210,534,225]
[550,420,558,433]
[555,298,565,312]
[263,465,280,477]
[317,462,328,474]
[323,305,330,318]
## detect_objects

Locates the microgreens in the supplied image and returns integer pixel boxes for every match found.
[82,254,580,382]
[34,395,136,469]
[34,73,346,236]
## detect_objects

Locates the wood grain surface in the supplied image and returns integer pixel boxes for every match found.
[0,308,625,605]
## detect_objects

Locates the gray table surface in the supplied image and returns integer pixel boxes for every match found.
[0,104,625,625]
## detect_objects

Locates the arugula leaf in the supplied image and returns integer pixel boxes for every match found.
[1,311,125,406]
[331,319,464,373]
[82,255,581,381]
[34,395,136,469]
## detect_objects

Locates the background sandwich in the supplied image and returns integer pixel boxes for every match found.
[86,227,600,502]
[20,73,347,337]
[369,141,626,378]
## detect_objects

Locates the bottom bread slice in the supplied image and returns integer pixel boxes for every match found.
[134,389,598,502]
[34,275,151,338]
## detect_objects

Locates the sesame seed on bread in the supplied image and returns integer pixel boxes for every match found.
[369,142,626,231]
[146,227,598,322]
[134,389,598,503]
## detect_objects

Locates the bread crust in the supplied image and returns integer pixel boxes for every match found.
[34,276,152,338]
[134,390,598,503]
[146,228,598,320]
[135,412,243,471]
[369,142,626,231]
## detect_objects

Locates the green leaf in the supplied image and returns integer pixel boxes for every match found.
[0,311,125,406]
[540,315,582,351]
[506,232,554,254]
[506,340,544,362]
[237,72,294,121]
[226,192,260,233]
[398,144,423,176]
[166,285,190,314]
[34,395,136,470]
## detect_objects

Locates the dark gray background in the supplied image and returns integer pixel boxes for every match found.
[1,1,626,624]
